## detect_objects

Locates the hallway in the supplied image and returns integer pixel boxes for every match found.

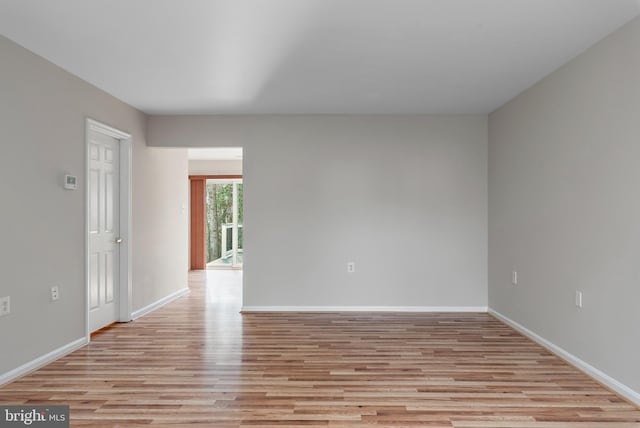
[0,271,638,427]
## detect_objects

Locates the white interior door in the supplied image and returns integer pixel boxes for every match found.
[88,129,120,332]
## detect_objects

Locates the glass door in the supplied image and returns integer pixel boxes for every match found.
[232,182,243,267]
[205,179,243,269]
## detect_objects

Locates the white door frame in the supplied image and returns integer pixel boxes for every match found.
[85,118,132,340]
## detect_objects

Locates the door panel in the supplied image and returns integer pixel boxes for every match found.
[89,253,100,310]
[105,171,114,232]
[105,251,114,303]
[89,169,99,233]
[88,130,120,332]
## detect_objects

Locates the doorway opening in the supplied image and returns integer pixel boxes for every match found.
[206,179,243,269]
[188,147,243,273]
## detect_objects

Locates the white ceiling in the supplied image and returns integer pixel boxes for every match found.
[188,148,243,161]
[0,1,638,115]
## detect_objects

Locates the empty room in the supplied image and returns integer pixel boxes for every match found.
[1,1,639,427]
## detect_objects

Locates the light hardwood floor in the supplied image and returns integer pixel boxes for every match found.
[1,270,639,427]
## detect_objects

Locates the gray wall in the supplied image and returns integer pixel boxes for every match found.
[0,35,188,375]
[131,147,189,310]
[489,17,640,392]
[149,115,488,308]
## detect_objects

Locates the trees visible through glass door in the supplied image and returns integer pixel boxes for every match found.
[205,180,243,268]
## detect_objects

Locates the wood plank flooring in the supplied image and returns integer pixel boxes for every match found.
[1,270,639,427]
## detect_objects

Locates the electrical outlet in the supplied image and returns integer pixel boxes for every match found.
[51,286,59,302]
[511,270,518,285]
[0,296,10,317]
[575,291,583,308]
[347,262,355,273]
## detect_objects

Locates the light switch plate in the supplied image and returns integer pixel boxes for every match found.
[575,291,583,308]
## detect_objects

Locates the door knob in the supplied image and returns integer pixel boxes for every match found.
[115,238,123,244]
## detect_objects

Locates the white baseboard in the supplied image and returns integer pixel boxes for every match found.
[488,308,640,406]
[242,305,488,313]
[0,337,87,386]
[131,287,190,320]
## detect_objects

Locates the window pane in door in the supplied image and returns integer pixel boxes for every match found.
[236,183,243,266]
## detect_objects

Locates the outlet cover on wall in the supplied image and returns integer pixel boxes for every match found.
[51,286,59,302]
[511,270,518,285]
[0,296,10,316]
[347,262,355,273]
